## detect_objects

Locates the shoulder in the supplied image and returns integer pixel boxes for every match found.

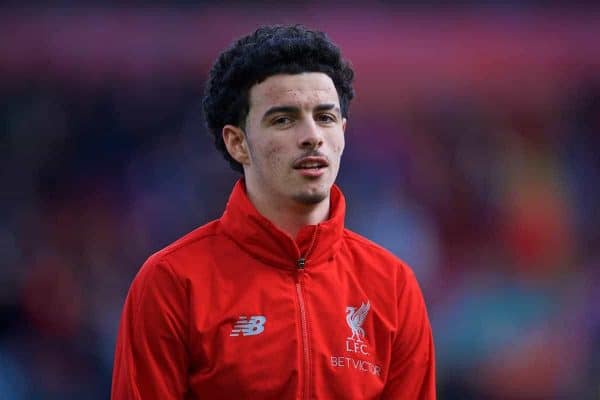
[342,228,404,265]
[158,219,222,257]
[136,219,226,280]
[341,228,417,283]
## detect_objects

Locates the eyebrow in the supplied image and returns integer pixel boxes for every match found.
[261,103,340,121]
[262,106,299,121]
[314,104,340,114]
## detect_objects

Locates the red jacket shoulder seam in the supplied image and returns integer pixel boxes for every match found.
[155,230,221,258]
[343,230,407,265]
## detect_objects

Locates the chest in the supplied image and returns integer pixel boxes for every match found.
[185,259,396,399]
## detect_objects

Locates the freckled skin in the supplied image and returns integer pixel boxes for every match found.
[243,73,346,211]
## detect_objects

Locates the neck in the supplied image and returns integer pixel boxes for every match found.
[245,185,330,239]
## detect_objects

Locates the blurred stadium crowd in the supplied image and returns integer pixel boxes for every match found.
[1,5,599,399]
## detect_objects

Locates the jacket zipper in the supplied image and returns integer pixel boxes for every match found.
[294,226,319,400]
[295,281,310,400]
[296,225,319,269]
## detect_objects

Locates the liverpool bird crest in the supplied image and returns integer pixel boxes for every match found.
[346,301,370,342]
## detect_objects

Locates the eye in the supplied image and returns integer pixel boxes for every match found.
[272,116,293,126]
[317,113,337,124]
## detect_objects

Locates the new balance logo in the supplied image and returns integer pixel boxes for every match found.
[230,315,266,336]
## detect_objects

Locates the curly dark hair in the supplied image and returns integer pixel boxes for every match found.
[202,24,355,173]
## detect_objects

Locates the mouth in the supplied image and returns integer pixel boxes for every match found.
[293,156,329,171]
[293,156,329,178]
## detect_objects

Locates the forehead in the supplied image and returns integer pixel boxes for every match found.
[248,72,339,113]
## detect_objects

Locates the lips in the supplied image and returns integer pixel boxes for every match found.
[293,156,329,170]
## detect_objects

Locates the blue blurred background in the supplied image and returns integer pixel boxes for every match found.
[1,3,599,399]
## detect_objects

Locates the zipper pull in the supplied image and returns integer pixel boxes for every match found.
[297,257,306,269]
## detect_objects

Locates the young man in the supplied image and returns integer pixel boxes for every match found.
[112,25,436,399]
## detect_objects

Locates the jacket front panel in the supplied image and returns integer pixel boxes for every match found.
[172,234,302,399]
[168,236,395,399]
[300,240,402,400]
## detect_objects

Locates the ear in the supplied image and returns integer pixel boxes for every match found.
[222,124,251,166]
[342,117,347,133]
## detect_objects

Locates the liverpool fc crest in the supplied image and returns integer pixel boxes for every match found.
[346,301,370,343]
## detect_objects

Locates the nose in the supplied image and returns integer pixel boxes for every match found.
[297,119,324,149]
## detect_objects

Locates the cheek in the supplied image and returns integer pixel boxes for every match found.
[262,142,286,169]
[334,136,345,155]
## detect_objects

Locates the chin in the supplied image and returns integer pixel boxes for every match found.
[292,188,329,205]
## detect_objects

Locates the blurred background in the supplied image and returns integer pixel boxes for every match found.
[1,3,599,399]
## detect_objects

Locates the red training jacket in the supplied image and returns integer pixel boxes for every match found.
[112,180,436,399]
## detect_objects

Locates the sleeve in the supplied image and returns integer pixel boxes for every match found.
[381,269,436,399]
[111,256,190,400]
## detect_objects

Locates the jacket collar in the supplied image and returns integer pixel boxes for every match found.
[219,179,346,270]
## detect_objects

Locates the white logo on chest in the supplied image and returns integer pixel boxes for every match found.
[345,301,370,355]
[331,300,381,376]
[230,315,266,336]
